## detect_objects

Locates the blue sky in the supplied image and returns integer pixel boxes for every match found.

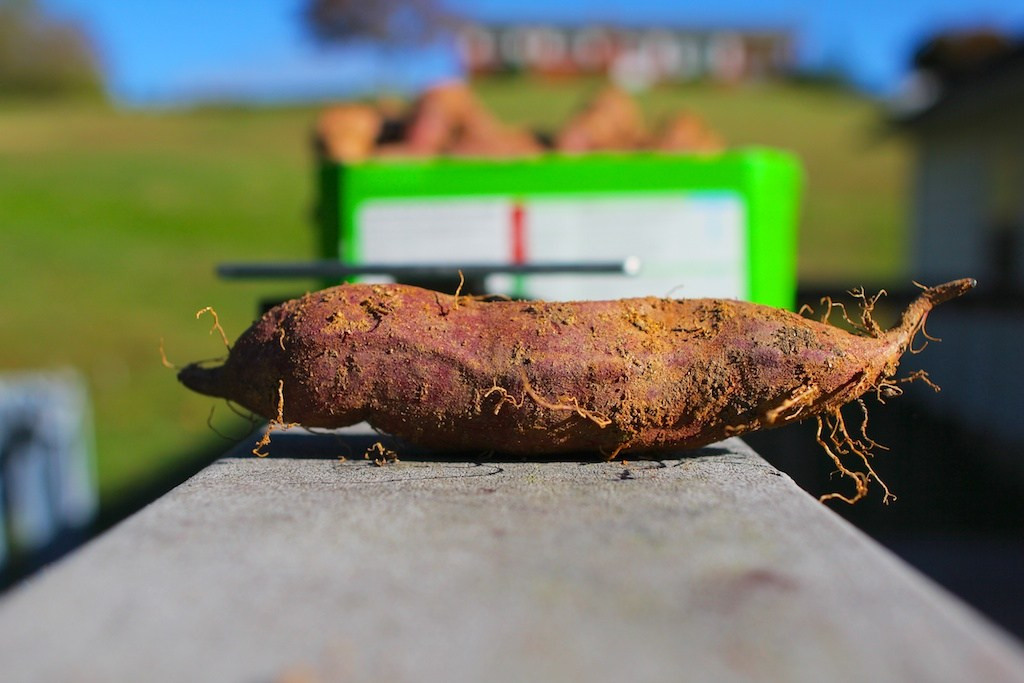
[43,0,1024,105]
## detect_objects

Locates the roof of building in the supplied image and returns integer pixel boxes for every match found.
[893,38,1024,128]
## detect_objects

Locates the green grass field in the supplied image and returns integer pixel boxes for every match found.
[0,78,911,507]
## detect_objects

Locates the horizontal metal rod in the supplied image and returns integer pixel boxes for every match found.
[217,258,641,280]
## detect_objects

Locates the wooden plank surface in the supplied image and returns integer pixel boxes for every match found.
[1,428,1023,682]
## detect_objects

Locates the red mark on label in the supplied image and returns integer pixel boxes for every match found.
[510,200,526,264]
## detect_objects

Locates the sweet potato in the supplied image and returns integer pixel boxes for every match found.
[179,279,974,502]
[654,111,726,153]
[314,104,382,163]
[556,86,649,152]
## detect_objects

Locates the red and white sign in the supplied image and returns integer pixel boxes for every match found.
[357,192,747,301]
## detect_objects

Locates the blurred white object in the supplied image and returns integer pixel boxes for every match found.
[0,371,97,565]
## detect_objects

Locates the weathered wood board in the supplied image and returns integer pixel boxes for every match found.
[1,428,1022,682]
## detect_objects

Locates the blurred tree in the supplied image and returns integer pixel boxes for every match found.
[913,29,1012,87]
[0,0,103,99]
[303,0,458,46]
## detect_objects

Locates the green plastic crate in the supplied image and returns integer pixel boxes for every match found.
[317,148,802,309]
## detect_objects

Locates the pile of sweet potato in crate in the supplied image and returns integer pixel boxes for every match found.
[314,81,723,161]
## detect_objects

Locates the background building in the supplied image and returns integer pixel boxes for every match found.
[456,23,794,87]
[894,35,1024,476]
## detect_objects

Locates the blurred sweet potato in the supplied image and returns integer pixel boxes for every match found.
[316,82,731,159]
[556,86,648,152]
[314,104,382,162]
[654,111,725,153]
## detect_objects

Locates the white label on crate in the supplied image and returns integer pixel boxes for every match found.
[358,198,511,269]
[356,192,746,300]
[522,193,746,300]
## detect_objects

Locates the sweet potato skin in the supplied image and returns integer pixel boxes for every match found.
[178,280,974,456]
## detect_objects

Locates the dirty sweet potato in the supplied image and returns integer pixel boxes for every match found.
[179,279,975,502]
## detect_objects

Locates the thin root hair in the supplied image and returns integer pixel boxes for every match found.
[252,379,298,457]
[453,269,466,309]
[196,306,231,350]
[519,368,612,428]
[206,404,258,442]
[225,400,262,427]
[848,286,885,337]
[856,398,889,452]
[159,338,177,370]
[482,371,612,429]
[897,369,941,393]
[815,405,896,506]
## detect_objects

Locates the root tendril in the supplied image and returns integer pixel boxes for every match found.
[252,379,298,457]
[196,306,231,350]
